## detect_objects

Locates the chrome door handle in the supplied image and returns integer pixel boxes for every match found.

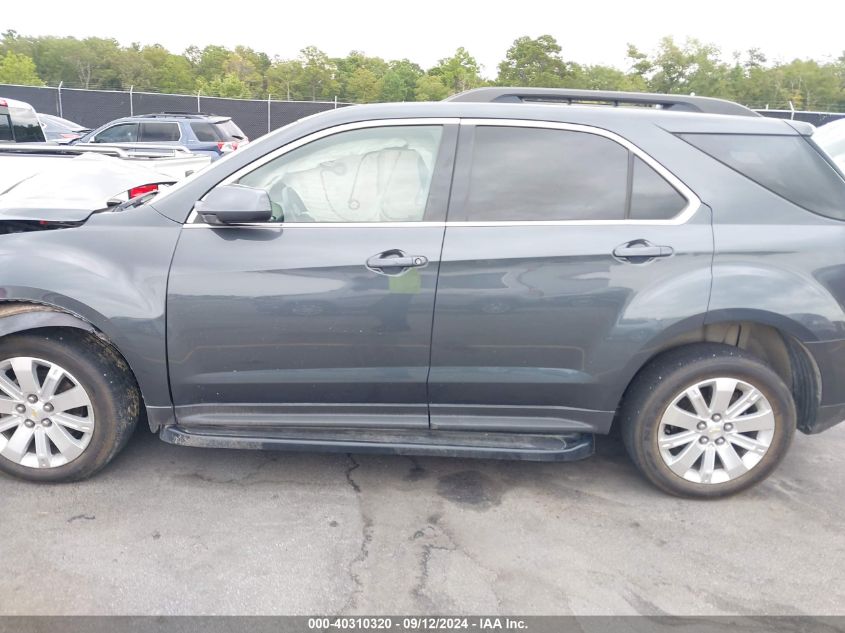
[366,250,428,272]
[613,241,674,262]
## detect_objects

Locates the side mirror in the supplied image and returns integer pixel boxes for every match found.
[195,184,273,225]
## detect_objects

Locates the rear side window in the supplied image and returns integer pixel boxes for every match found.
[465,127,629,221]
[681,133,845,220]
[463,126,687,222]
[139,122,181,142]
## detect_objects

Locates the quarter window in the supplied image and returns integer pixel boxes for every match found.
[236,125,443,223]
[681,133,845,221]
[629,156,688,220]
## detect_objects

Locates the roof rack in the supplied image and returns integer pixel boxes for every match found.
[135,112,226,119]
[445,87,759,117]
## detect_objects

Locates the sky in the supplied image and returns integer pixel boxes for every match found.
[5,0,845,76]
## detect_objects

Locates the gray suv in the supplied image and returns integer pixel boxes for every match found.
[2,88,844,498]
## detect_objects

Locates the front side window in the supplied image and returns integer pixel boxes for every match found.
[236,125,443,223]
[93,123,138,144]
[139,122,180,142]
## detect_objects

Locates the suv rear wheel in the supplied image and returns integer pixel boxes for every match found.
[0,330,139,482]
[621,343,796,498]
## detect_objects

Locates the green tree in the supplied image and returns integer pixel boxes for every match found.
[497,35,570,87]
[296,46,338,101]
[414,74,449,101]
[0,52,43,85]
[346,67,382,102]
[429,47,483,95]
[379,59,423,102]
[198,73,251,98]
[267,59,303,100]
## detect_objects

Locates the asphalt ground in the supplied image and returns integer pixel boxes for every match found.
[1,423,843,615]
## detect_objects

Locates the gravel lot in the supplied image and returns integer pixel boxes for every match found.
[1,423,843,616]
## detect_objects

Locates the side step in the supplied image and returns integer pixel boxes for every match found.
[159,425,595,462]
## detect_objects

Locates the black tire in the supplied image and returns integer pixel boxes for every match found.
[0,329,139,482]
[620,343,796,498]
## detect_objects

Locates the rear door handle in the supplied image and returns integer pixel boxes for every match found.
[366,250,428,272]
[613,241,674,262]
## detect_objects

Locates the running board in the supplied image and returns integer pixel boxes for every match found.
[159,425,595,462]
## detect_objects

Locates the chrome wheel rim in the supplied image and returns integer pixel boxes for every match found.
[658,377,776,484]
[0,357,95,469]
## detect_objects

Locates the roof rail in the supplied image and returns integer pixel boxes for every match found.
[135,112,224,119]
[445,87,759,117]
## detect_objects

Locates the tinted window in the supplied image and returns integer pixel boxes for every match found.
[215,119,245,140]
[94,123,138,143]
[681,133,845,220]
[236,125,443,223]
[0,115,11,142]
[8,106,44,142]
[464,127,629,221]
[190,122,220,142]
[139,122,180,142]
[629,156,687,220]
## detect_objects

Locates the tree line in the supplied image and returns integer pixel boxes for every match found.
[1,30,844,111]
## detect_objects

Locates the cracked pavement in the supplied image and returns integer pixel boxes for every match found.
[0,424,843,615]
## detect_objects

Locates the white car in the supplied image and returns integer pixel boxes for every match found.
[814,118,845,171]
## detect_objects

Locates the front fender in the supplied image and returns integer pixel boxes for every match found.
[0,205,182,408]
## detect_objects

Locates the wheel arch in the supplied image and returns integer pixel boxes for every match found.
[615,318,821,434]
[0,301,165,432]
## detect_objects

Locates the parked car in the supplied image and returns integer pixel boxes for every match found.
[37,113,91,144]
[0,98,46,143]
[814,118,845,171]
[75,112,248,159]
[2,88,845,498]
[0,143,210,194]
[0,152,176,217]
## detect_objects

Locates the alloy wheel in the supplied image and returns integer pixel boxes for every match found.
[657,377,775,484]
[0,357,95,469]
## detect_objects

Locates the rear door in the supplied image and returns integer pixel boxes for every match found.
[167,120,458,429]
[139,121,182,143]
[428,120,713,434]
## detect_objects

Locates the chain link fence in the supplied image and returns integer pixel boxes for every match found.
[0,84,351,141]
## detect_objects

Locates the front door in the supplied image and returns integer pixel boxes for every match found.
[428,121,713,433]
[167,121,457,429]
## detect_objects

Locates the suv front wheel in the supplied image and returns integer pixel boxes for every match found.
[621,343,796,498]
[0,330,139,482]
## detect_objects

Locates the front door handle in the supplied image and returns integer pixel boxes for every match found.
[613,240,674,262]
[366,250,429,273]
